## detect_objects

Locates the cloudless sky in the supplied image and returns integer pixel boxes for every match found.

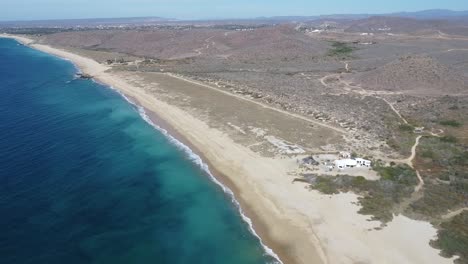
[1,0,467,21]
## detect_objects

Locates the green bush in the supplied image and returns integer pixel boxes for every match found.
[439,120,462,127]
[358,194,394,222]
[313,177,339,195]
[453,152,468,166]
[309,172,415,224]
[351,176,369,190]
[431,212,468,264]
[409,183,465,218]
[421,150,435,159]
[327,42,355,57]
[375,164,418,185]
[438,174,450,181]
[440,135,458,143]
[399,124,414,132]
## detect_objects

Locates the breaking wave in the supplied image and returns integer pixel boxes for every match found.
[107,85,283,264]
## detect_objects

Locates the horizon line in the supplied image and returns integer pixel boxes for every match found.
[1,8,468,23]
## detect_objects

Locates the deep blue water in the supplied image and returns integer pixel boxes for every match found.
[0,38,277,264]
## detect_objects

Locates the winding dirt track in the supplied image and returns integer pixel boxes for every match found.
[320,65,425,191]
[319,64,408,126]
[409,136,424,192]
[194,36,215,56]
[382,98,409,124]
[441,208,468,220]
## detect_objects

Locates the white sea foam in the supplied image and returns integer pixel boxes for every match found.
[105,85,283,264]
[15,36,284,263]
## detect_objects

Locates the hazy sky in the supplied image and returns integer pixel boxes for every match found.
[1,0,467,21]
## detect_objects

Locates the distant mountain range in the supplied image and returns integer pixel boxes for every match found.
[256,9,468,22]
[389,9,468,19]
[1,9,468,27]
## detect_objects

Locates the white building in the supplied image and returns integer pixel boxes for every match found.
[414,127,424,134]
[334,158,371,170]
[335,159,357,169]
[355,158,372,167]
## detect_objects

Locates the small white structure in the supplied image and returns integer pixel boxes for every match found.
[335,159,357,169]
[335,158,371,170]
[355,158,372,167]
[339,151,351,159]
[414,127,424,134]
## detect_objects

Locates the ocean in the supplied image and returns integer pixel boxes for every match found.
[0,38,278,264]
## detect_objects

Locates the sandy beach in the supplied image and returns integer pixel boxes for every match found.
[2,33,456,264]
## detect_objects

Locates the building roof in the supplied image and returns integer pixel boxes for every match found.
[355,158,371,163]
[334,159,358,167]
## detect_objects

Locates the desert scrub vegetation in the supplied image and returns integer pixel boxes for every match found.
[431,211,468,264]
[311,177,340,195]
[408,183,466,219]
[417,136,466,174]
[327,41,356,58]
[398,123,415,132]
[386,134,416,156]
[373,163,419,185]
[440,135,458,143]
[383,114,417,156]
[307,164,418,223]
[415,136,468,215]
[439,120,463,127]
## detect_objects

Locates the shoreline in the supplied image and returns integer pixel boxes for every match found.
[2,34,457,264]
[106,83,286,263]
[1,34,294,263]
[138,105,284,263]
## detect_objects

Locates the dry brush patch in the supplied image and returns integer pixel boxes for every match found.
[306,163,418,223]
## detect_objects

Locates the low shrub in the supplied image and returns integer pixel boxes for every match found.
[439,120,462,127]
[431,212,468,264]
[399,124,414,132]
[440,136,458,143]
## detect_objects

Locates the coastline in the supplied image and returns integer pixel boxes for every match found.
[107,83,286,263]
[2,34,300,264]
[2,34,457,264]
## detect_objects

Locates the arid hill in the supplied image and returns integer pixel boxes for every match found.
[350,55,467,95]
[37,25,329,61]
[344,16,448,34]
[37,29,222,59]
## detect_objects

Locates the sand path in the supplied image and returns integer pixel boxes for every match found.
[320,65,408,125]
[194,36,215,56]
[382,98,409,124]
[441,208,468,220]
[409,136,424,192]
[320,64,426,196]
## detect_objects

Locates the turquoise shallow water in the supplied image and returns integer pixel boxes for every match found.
[0,38,278,264]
